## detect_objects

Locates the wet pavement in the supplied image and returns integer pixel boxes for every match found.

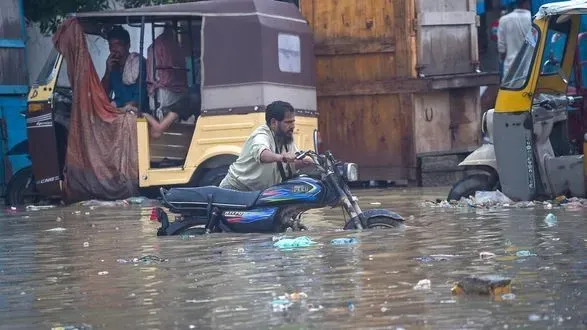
[1,187,586,329]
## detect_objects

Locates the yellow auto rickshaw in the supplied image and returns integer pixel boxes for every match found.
[449,0,587,202]
[7,0,319,205]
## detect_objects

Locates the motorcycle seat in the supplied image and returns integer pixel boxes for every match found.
[164,186,261,209]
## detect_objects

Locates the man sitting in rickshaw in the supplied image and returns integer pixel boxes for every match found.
[101,26,149,111]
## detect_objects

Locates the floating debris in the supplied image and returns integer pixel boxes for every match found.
[271,298,292,312]
[413,279,431,290]
[515,250,537,257]
[79,200,129,208]
[480,251,497,260]
[285,292,308,302]
[83,242,89,248]
[424,192,587,209]
[307,304,324,312]
[451,275,512,296]
[97,271,109,276]
[544,213,558,227]
[273,236,317,249]
[347,301,355,312]
[116,255,168,265]
[415,254,460,263]
[26,205,56,211]
[45,227,67,232]
[330,237,360,245]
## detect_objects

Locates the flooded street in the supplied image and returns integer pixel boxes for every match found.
[1,187,586,329]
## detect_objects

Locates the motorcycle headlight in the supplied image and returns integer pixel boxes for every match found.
[342,163,359,182]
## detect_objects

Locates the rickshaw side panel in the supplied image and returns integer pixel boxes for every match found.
[26,53,65,198]
[201,15,315,87]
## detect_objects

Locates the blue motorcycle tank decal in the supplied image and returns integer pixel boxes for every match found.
[223,208,278,224]
[257,177,323,204]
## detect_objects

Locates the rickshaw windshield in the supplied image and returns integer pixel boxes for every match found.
[501,26,540,90]
[35,48,59,86]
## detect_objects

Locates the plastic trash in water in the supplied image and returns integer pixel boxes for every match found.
[516,250,537,257]
[415,254,459,263]
[544,213,557,227]
[480,251,497,259]
[475,190,513,205]
[45,227,67,232]
[285,292,308,302]
[347,301,355,312]
[271,297,293,312]
[273,236,317,249]
[413,279,431,290]
[26,205,56,211]
[330,237,360,245]
[126,196,147,204]
[79,200,129,208]
[116,255,168,265]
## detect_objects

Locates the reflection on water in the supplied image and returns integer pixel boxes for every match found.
[1,187,586,329]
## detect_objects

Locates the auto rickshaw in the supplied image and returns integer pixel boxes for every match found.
[448,0,587,202]
[6,0,319,205]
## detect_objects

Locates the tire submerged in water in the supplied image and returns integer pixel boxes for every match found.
[5,166,38,206]
[447,173,499,201]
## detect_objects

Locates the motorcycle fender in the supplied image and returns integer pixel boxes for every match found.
[344,208,404,230]
[362,208,404,222]
[458,143,497,170]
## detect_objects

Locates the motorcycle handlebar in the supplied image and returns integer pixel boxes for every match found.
[295,150,310,160]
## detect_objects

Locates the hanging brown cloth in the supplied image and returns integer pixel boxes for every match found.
[52,18,139,203]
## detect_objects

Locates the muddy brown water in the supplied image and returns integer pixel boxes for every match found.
[0,187,586,329]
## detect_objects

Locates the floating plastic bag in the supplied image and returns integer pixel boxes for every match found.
[544,213,557,227]
[273,236,317,249]
[474,190,513,205]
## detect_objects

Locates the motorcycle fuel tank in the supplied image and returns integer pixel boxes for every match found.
[255,176,325,206]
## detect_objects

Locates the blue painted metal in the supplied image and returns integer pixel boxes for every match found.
[0,0,31,192]
[0,98,29,174]
[477,0,485,15]
[0,39,25,48]
[0,85,29,94]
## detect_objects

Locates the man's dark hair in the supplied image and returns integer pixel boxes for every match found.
[107,26,130,45]
[265,101,295,125]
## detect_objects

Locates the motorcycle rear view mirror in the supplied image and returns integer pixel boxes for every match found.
[313,129,319,153]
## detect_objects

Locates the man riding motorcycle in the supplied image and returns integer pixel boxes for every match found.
[219,101,314,191]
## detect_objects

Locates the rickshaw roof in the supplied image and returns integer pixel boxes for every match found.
[536,0,587,19]
[72,0,305,23]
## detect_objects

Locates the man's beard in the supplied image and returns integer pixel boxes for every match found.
[275,129,294,145]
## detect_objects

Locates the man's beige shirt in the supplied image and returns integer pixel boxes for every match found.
[222,124,297,191]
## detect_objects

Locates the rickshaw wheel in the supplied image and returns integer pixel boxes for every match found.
[198,165,229,187]
[5,166,39,207]
[447,173,499,201]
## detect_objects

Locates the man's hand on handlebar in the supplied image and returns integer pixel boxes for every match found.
[293,151,315,167]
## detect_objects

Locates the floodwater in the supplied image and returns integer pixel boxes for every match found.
[1,187,586,329]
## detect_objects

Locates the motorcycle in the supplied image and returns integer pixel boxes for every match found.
[154,149,404,236]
